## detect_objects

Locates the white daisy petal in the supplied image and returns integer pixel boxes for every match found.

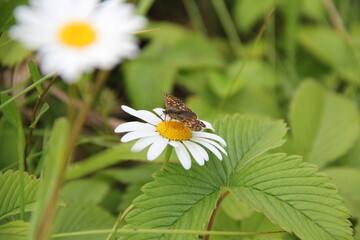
[121,105,162,125]
[121,131,159,142]
[153,108,170,120]
[182,141,204,166]
[192,139,223,160]
[115,121,156,133]
[131,135,162,152]
[186,141,209,161]
[192,132,227,146]
[192,137,227,155]
[174,144,191,170]
[10,0,146,83]
[202,120,215,131]
[147,138,169,160]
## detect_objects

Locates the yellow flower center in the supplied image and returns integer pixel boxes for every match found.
[59,22,96,47]
[157,121,192,141]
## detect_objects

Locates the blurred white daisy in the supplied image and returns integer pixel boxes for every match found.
[9,0,146,83]
[115,105,227,170]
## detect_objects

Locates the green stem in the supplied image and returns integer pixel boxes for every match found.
[183,0,207,34]
[161,146,173,171]
[34,70,109,240]
[211,0,242,56]
[106,204,135,240]
[64,70,109,165]
[24,75,58,171]
[51,228,285,238]
[0,72,54,111]
[204,191,229,240]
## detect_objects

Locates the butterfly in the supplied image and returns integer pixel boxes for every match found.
[163,93,206,131]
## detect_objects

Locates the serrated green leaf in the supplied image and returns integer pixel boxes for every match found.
[231,153,353,240]
[120,115,287,239]
[0,220,29,240]
[290,80,360,167]
[325,168,360,218]
[0,170,40,221]
[29,103,49,128]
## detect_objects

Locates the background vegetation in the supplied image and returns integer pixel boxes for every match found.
[1,0,360,239]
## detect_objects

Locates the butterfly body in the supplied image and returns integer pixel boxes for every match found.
[163,93,205,131]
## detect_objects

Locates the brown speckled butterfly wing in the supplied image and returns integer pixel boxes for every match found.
[163,93,205,131]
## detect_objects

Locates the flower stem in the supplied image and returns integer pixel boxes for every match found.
[34,70,109,240]
[161,145,173,171]
[204,190,229,240]
[24,75,58,171]
[106,204,134,240]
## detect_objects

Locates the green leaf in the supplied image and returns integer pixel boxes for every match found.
[298,27,360,84]
[52,202,115,240]
[1,94,20,128]
[65,143,147,181]
[289,80,360,167]
[123,57,176,110]
[0,170,40,221]
[29,118,70,239]
[61,179,109,205]
[120,115,287,239]
[0,220,29,240]
[220,192,254,221]
[325,168,360,218]
[28,61,43,94]
[0,31,32,66]
[231,153,353,240]
[29,103,49,128]
[234,0,274,32]
[123,22,223,110]
[0,0,27,31]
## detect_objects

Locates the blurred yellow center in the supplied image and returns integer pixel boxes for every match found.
[157,121,192,141]
[59,22,96,47]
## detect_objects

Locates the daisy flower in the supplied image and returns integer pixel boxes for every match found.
[115,105,227,170]
[9,0,146,83]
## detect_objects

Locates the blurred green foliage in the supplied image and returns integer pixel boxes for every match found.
[1,0,360,239]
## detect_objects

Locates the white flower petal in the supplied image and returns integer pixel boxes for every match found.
[131,135,162,152]
[182,141,204,166]
[121,105,162,125]
[173,144,191,170]
[114,121,156,133]
[186,141,209,161]
[153,108,169,120]
[201,120,215,131]
[121,131,159,142]
[147,138,169,160]
[169,141,180,147]
[192,139,223,160]
[10,0,146,83]
[192,131,227,146]
[192,137,227,155]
